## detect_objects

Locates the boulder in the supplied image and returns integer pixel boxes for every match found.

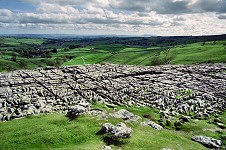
[192,136,222,148]
[111,122,133,140]
[102,145,112,150]
[67,105,88,118]
[101,122,132,140]
[140,120,164,130]
[110,109,141,121]
[101,123,114,133]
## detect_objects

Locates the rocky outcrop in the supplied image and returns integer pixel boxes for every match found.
[102,123,114,133]
[0,63,225,121]
[67,105,88,117]
[192,136,222,149]
[101,122,133,140]
[109,109,141,121]
[140,120,164,130]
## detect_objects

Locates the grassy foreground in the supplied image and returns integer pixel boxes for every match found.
[1,105,225,150]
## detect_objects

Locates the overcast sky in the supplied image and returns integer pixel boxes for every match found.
[0,0,226,35]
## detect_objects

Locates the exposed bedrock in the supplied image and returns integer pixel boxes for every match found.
[0,63,225,121]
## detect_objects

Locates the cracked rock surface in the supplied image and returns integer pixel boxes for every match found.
[0,63,225,121]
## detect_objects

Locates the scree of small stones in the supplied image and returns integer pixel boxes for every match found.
[0,63,225,122]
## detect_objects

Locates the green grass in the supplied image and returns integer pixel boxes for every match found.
[0,59,20,72]
[63,53,113,65]
[2,38,44,46]
[61,40,226,67]
[0,114,105,150]
[170,41,226,64]
[62,48,162,66]
[1,104,225,150]
[1,37,226,71]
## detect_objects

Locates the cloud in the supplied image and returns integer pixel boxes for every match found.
[192,0,226,13]
[109,0,192,14]
[0,0,226,35]
[0,8,167,27]
[17,0,226,14]
[0,9,15,23]
[218,14,226,19]
[37,3,79,14]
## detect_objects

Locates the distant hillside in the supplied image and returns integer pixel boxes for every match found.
[0,34,226,72]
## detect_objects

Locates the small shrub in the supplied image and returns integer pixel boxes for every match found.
[151,55,162,66]
[143,114,156,121]
[174,120,182,130]
[166,119,171,126]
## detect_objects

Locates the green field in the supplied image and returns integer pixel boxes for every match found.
[170,41,226,64]
[0,37,44,46]
[0,36,226,72]
[63,41,226,66]
[1,104,225,150]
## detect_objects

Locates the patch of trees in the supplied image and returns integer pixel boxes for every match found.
[151,48,175,66]
[51,48,57,53]
[97,34,226,48]
[68,45,81,49]
[13,47,58,58]
[42,55,75,67]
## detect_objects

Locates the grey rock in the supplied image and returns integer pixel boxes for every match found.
[6,114,11,121]
[101,122,132,140]
[192,136,222,148]
[7,107,14,114]
[1,64,226,122]
[20,96,30,104]
[111,122,133,140]
[214,118,222,123]
[141,120,164,130]
[67,105,88,117]
[216,123,225,129]
[102,145,112,150]
[0,114,3,121]
[110,109,141,121]
[101,123,114,133]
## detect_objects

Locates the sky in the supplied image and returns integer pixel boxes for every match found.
[0,0,226,36]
